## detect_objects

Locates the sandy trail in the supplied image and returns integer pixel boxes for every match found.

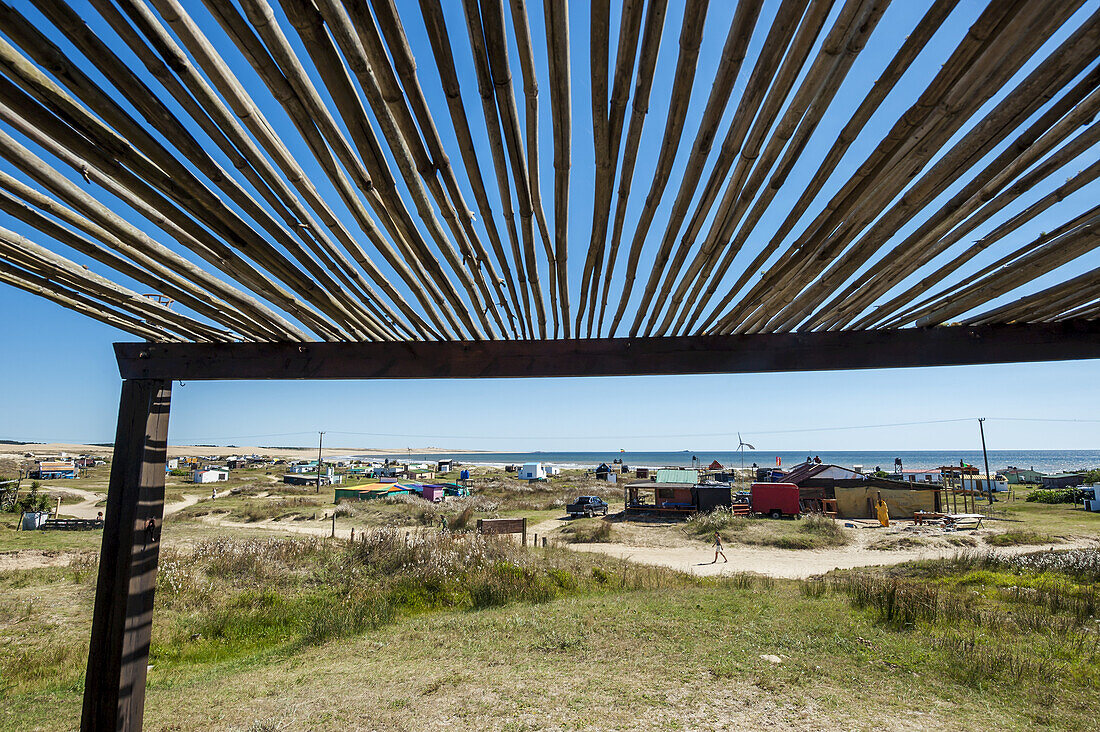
[528,517,1097,579]
[0,550,88,572]
[198,513,351,539]
[53,488,204,520]
[49,487,105,520]
[165,494,202,515]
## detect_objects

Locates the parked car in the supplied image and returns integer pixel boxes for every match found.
[567,495,609,518]
[750,482,801,518]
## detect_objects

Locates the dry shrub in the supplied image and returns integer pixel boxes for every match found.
[685,507,748,536]
[449,505,474,531]
[67,553,99,584]
[560,518,613,543]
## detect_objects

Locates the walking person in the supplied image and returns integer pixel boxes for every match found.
[712,532,728,564]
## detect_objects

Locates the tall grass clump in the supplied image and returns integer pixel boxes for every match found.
[840,574,943,626]
[755,513,850,550]
[833,547,1100,688]
[686,509,849,549]
[685,507,747,537]
[985,529,1060,547]
[560,518,613,543]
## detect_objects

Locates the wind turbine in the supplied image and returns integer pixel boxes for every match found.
[737,433,755,471]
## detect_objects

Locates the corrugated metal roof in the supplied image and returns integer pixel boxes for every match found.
[37,461,76,470]
[655,469,698,484]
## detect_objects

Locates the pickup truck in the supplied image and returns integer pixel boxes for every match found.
[567,495,609,518]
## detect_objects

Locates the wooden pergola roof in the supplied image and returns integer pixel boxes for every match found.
[5,5,1099,729]
[0,0,1097,346]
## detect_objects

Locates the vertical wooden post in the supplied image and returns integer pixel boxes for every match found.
[82,379,172,732]
[521,517,527,547]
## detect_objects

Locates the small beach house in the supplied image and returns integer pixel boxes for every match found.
[192,468,229,484]
[30,461,78,479]
[896,469,942,484]
[1042,472,1087,490]
[517,462,547,481]
[961,475,1008,493]
[999,467,1045,484]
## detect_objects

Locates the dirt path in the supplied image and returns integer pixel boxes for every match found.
[54,488,204,520]
[51,487,105,520]
[0,550,88,572]
[529,517,1098,579]
[165,494,202,515]
[198,513,351,539]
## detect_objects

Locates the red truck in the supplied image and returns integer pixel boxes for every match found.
[750,482,801,519]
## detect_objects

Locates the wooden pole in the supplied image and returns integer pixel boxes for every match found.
[316,431,324,493]
[81,379,171,732]
[979,418,993,506]
[521,516,527,547]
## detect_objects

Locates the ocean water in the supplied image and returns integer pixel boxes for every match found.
[349,450,1100,474]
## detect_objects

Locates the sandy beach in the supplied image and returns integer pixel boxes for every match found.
[0,442,489,462]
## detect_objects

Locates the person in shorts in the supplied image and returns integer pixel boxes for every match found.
[712,532,728,564]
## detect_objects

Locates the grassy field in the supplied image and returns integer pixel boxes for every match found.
[996,487,1100,537]
[2,538,1098,730]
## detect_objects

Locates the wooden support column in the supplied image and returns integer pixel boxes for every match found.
[82,379,172,732]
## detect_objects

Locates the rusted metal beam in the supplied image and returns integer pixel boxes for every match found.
[82,379,172,732]
[115,321,1100,381]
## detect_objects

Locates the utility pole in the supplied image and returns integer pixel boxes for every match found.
[979,418,993,505]
[316,431,325,494]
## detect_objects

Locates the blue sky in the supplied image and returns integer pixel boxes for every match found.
[0,0,1098,451]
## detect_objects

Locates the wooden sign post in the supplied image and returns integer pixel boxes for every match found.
[476,517,527,546]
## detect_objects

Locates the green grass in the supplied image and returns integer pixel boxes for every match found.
[5,550,1100,730]
[0,514,105,552]
[998,488,1100,537]
[0,530,695,700]
[985,529,1063,547]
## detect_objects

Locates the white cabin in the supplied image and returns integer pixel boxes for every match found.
[517,462,547,481]
[896,469,942,484]
[961,476,1008,492]
[193,468,229,483]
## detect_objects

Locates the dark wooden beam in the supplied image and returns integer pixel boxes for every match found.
[82,379,171,732]
[115,321,1100,381]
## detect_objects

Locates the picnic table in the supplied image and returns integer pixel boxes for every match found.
[913,511,983,530]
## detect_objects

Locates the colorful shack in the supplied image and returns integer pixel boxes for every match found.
[333,484,411,503]
[30,461,78,479]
